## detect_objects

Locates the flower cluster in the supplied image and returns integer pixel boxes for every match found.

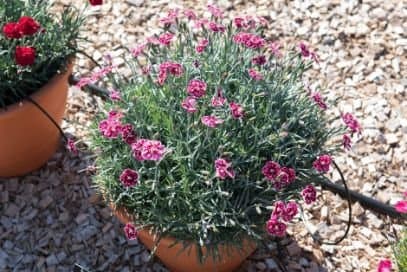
[91,4,358,249]
[0,0,97,108]
[3,16,41,66]
[267,201,298,237]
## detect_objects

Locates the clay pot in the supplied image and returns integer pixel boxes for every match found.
[0,63,73,178]
[113,206,257,272]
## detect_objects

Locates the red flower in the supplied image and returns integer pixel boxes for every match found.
[3,22,22,39]
[89,0,103,5]
[15,46,36,66]
[17,16,40,36]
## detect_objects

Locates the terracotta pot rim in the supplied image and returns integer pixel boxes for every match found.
[111,204,256,246]
[0,61,74,117]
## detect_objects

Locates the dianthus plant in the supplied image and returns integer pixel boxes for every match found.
[89,6,361,260]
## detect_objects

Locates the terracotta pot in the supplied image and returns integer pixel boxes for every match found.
[113,206,257,272]
[0,63,73,178]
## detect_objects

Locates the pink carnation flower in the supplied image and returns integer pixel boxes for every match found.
[66,138,78,155]
[201,115,224,128]
[272,201,286,218]
[302,185,317,204]
[282,201,298,222]
[131,139,166,161]
[214,158,235,179]
[252,55,267,65]
[234,17,246,28]
[121,124,137,145]
[233,32,265,49]
[248,68,263,80]
[229,102,244,119]
[343,134,352,150]
[280,167,296,184]
[158,33,174,46]
[313,154,332,173]
[196,39,209,54]
[183,9,197,20]
[75,77,92,88]
[208,22,226,33]
[341,113,362,134]
[99,111,123,139]
[299,42,319,63]
[266,216,287,237]
[181,96,198,113]
[262,161,281,181]
[377,259,392,272]
[119,168,139,187]
[124,223,138,240]
[311,92,327,110]
[187,79,207,98]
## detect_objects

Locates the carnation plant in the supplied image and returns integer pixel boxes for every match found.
[89,6,361,261]
[0,0,100,108]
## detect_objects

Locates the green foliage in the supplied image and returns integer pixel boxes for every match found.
[91,12,346,259]
[0,0,85,108]
[395,230,407,272]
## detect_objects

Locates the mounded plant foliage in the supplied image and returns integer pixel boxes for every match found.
[89,6,361,260]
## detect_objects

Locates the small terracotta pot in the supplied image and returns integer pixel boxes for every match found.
[113,206,257,272]
[0,63,73,178]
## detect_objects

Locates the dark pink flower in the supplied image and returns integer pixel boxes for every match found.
[299,42,311,58]
[262,161,281,181]
[98,113,122,139]
[66,138,78,155]
[377,259,392,272]
[311,92,327,110]
[343,134,352,150]
[395,200,407,213]
[211,89,226,107]
[181,96,198,113]
[119,169,139,187]
[272,201,285,218]
[313,154,332,173]
[196,39,209,54]
[282,201,298,222]
[131,139,166,161]
[158,33,174,46]
[266,216,287,237]
[207,4,223,18]
[252,55,267,66]
[234,17,246,28]
[124,223,138,240]
[341,113,362,134]
[158,62,183,85]
[302,185,317,204]
[233,32,265,49]
[208,22,226,33]
[108,110,124,120]
[183,9,197,20]
[214,158,235,179]
[201,115,224,128]
[248,68,263,80]
[269,42,282,58]
[187,79,207,98]
[194,19,209,29]
[90,65,114,82]
[280,167,296,184]
[229,102,244,119]
[121,124,137,145]
[141,65,151,75]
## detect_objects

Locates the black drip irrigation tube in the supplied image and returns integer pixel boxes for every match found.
[69,74,405,221]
